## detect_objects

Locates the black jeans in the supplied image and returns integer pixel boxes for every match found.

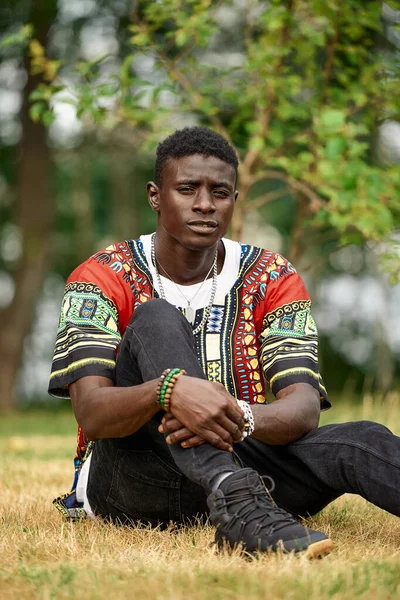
[87,299,400,525]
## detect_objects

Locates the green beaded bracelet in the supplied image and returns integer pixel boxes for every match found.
[156,368,186,411]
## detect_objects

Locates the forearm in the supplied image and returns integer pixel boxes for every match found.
[250,386,320,445]
[70,378,160,440]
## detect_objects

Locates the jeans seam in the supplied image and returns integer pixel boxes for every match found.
[293,439,400,469]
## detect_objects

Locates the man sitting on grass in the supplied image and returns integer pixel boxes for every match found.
[49,126,400,558]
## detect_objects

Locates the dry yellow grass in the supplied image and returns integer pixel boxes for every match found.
[1,396,400,599]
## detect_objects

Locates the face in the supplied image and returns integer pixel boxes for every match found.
[147,154,238,250]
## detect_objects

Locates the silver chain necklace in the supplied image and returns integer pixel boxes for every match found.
[157,255,215,321]
[151,233,218,335]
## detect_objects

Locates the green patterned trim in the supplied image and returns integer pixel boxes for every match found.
[262,300,311,328]
[52,492,87,521]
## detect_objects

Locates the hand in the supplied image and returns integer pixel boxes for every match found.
[166,376,245,452]
[158,413,206,448]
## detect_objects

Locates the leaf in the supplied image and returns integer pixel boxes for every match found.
[298,152,314,166]
[175,29,188,48]
[120,54,135,88]
[318,160,337,180]
[130,32,150,47]
[44,60,63,81]
[0,24,33,49]
[76,106,86,119]
[96,83,119,98]
[249,136,265,153]
[197,97,214,114]
[29,88,46,102]
[76,62,92,77]
[90,106,106,123]
[29,84,56,103]
[41,110,56,126]
[325,137,347,160]
[29,102,46,123]
[29,39,44,58]
[88,54,110,68]
[320,109,346,129]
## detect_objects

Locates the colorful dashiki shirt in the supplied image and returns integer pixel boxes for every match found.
[49,236,330,519]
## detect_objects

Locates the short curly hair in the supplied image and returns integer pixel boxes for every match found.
[155,126,239,186]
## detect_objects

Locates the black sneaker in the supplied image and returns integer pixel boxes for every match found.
[207,468,333,558]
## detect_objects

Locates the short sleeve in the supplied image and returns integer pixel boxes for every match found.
[48,280,121,398]
[259,255,330,409]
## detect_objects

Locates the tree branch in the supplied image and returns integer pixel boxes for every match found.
[287,193,308,263]
[323,28,339,88]
[246,187,289,210]
[245,169,323,213]
[155,50,232,142]
[243,0,295,173]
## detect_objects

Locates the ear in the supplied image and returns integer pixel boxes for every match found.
[147,181,161,212]
[234,190,239,202]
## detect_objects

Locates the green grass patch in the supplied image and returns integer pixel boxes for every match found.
[0,407,76,438]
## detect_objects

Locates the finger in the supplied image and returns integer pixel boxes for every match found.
[198,425,233,452]
[181,436,205,448]
[217,407,244,434]
[228,396,244,416]
[213,383,244,417]
[225,403,245,428]
[159,423,182,435]
[217,416,244,442]
[162,417,185,433]
[165,427,198,445]
[210,422,234,446]
[162,413,176,426]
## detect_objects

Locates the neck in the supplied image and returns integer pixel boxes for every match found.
[153,231,224,285]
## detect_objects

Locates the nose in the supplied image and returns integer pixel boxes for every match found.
[192,187,215,214]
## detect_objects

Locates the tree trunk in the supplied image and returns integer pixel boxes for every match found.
[111,151,140,241]
[71,151,95,260]
[0,3,54,410]
[287,193,308,265]
[230,181,250,241]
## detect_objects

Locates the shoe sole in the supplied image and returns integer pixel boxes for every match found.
[215,536,334,558]
[304,538,334,559]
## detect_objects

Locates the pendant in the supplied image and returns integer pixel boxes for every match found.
[186,304,195,325]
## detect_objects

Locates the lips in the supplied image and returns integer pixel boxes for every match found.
[187,220,218,229]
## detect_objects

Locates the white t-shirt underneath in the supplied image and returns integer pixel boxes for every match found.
[76,235,241,516]
[142,234,241,311]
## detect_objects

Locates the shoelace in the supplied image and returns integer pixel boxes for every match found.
[220,482,298,536]
[260,474,275,494]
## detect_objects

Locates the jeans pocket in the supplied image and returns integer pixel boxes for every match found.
[106,449,181,525]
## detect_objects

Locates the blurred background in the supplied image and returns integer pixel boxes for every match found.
[0,0,399,411]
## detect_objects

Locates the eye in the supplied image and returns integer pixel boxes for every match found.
[214,189,229,198]
[178,187,193,194]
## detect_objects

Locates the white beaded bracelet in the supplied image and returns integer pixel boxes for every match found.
[236,399,255,440]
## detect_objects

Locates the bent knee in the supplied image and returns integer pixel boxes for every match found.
[325,420,393,442]
[131,299,181,324]
[354,419,392,436]
[129,299,191,335]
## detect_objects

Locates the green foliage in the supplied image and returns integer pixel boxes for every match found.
[380,242,400,285]
[24,0,400,261]
[0,23,33,51]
